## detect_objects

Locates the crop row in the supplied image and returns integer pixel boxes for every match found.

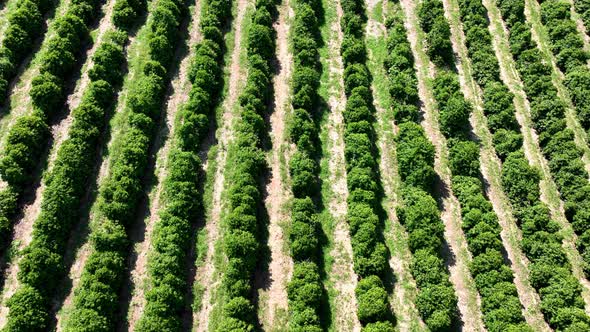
[533,0,590,277]
[453,0,546,329]
[539,0,590,133]
[0,0,56,101]
[419,0,529,330]
[0,0,103,263]
[5,26,129,330]
[574,0,590,36]
[285,0,325,329]
[505,0,590,285]
[62,0,188,330]
[135,0,232,329]
[493,0,590,329]
[385,4,458,331]
[216,0,277,330]
[338,0,395,329]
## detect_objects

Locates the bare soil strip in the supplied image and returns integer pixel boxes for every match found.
[193,0,249,329]
[0,0,72,151]
[0,0,116,327]
[319,0,362,330]
[364,0,426,330]
[566,0,590,65]
[125,2,203,330]
[522,0,590,312]
[56,28,144,332]
[442,0,550,329]
[483,0,590,314]
[258,0,294,329]
[398,0,486,330]
[524,0,590,179]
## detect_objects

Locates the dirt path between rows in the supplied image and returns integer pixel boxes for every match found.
[363,0,426,330]
[323,0,360,330]
[258,0,294,329]
[55,27,140,331]
[125,2,202,330]
[0,0,116,328]
[442,0,551,329]
[483,0,590,313]
[524,0,590,181]
[0,0,72,151]
[193,0,249,330]
[399,0,485,330]
[522,0,590,312]
[566,0,590,66]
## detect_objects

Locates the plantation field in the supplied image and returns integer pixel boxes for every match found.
[1,0,590,331]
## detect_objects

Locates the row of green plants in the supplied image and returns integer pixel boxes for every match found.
[5,28,129,330]
[385,3,458,331]
[452,0,542,329]
[62,0,189,330]
[0,0,55,101]
[419,0,530,330]
[534,0,590,279]
[285,0,325,329]
[216,0,277,330]
[339,0,395,329]
[134,0,232,329]
[574,0,590,38]
[0,0,103,258]
[493,0,590,329]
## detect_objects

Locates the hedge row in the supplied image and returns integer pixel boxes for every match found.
[507,0,590,273]
[0,0,103,257]
[384,6,458,331]
[216,0,277,330]
[0,0,56,101]
[62,0,189,330]
[337,0,395,329]
[134,0,232,329]
[419,0,531,330]
[533,0,590,278]
[493,0,590,329]
[539,0,590,146]
[5,29,128,331]
[286,0,325,330]
[574,0,590,37]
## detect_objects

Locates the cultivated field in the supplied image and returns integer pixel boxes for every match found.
[0,0,590,331]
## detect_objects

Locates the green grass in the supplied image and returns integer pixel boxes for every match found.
[364,1,428,330]
[444,0,551,329]
[202,1,255,330]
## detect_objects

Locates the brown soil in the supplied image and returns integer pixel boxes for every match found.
[0,1,116,328]
[483,0,590,314]
[443,0,550,329]
[193,0,249,329]
[258,0,294,328]
[125,2,203,330]
[325,0,360,331]
[399,0,486,330]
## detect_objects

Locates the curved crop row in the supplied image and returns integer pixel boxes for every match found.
[0,0,56,101]
[61,0,189,330]
[0,0,103,258]
[216,0,277,330]
[134,0,232,329]
[337,0,395,329]
[492,0,590,329]
[418,0,529,330]
[574,0,590,35]
[385,5,458,331]
[285,0,325,330]
[5,27,129,330]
